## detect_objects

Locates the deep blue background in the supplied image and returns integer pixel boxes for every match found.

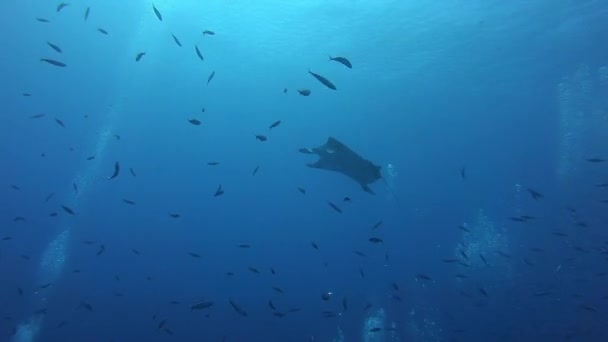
[1,0,608,341]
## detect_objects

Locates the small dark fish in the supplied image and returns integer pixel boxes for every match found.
[10,184,20,190]
[248,266,260,274]
[47,42,62,53]
[268,300,276,311]
[328,202,342,213]
[342,296,348,311]
[61,205,75,216]
[36,18,50,23]
[328,56,352,68]
[269,120,281,129]
[369,237,383,243]
[188,252,201,258]
[57,3,69,12]
[455,274,468,279]
[188,118,201,125]
[255,134,267,142]
[214,184,224,197]
[40,58,67,68]
[460,167,466,180]
[459,250,469,260]
[311,242,319,250]
[587,158,606,163]
[29,113,45,120]
[54,118,65,127]
[416,273,433,281]
[157,319,167,329]
[308,69,336,90]
[129,168,136,177]
[171,34,181,47]
[298,89,311,96]
[2,236,13,241]
[97,28,108,35]
[252,166,259,176]
[354,251,366,257]
[96,245,105,256]
[229,299,248,317]
[237,244,251,248]
[442,258,459,263]
[132,249,141,255]
[191,300,214,310]
[298,147,313,154]
[458,225,471,233]
[270,268,276,275]
[202,30,215,35]
[195,45,204,61]
[73,183,78,194]
[108,161,120,179]
[80,301,93,312]
[372,220,383,230]
[135,52,146,61]
[480,254,488,265]
[579,305,598,313]
[321,292,332,301]
[168,213,180,218]
[297,187,306,194]
[49,212,57,217]
[84,7,90,21]
[283,88,288,93]
[343,197,351,202]
[272,287,284,294]
[86,156,95,160]
[20,255,30,260]
[369,328,382,333]
[13,217,26,222]
[56,320,67,328]
[122,199,136,205]
[526,188,544,200]
[207,71,215,85]
[152,5,163,21]
[478,288,488,297]
[207,162,220,166]
[497,251,511,258]
[113,134,121,140]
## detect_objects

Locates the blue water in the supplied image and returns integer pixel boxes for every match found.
[2,0,608,341]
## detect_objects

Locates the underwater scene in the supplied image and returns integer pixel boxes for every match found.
[1,0,608,341]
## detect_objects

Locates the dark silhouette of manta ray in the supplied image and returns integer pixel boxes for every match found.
[300,137,382,194]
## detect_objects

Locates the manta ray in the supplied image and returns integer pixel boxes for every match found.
[300,137,383,194]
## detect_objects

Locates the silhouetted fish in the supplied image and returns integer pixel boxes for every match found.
[97,28,108,35]
[298,89,311,96]
[47,42,62,53]
[214,184,224,197]
[195,45,204,61]
[308,69,336,90]
[108,162,120,179]
[41,58,66,67]
[135,52,146,61]
[328,56,352,68]
[152,5,163,21]
[207,71,215,85]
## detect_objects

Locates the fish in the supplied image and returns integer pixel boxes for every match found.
[369,237,383,243]
[460,167,466,180]
[203,30,215,35]
[152,5,163,21]
[478,288,488,296]
[372,220,383,230]
[73,183,78,194]
[57,3,69,12]
[135,52,146,61]
[54,118,65,127]
[308,69,336,90]
[129,168,136,177]
[248,266,260,274]
[342,297,348,311]
[458,225,471,233]
[191,300,214,310]
[343,197,351,202]
[311,242,319,250]
[188,119,201,125]
[297,187,306,194]
[84,7,90,21]
[80,301,93,312]
[171,34,182,47]
[86,156,95,160]
[10,184,20,190]
[207,162,220,166]
[587,158,606,163]
[480,254,488,265]
[36,18,50,23]
[61,205,75,216]
[49,212,57,217]
[269,120,281,129]
[272,287,284,294]
[22,93,32,97]
[268,300,276,311]
[354,251,366,257]
[328,202,342,213]
[442,258,460,263]
[132,249,141,255]
[328,56,352,68]
[195,45,204,61]
[214,184,224,197]
[359,267,365,278]
[97,28,108,35]
[255,134,267,142]
[207,71,215,85]
[229,299,248,317]
[188,252,201,258]
[252,166,259,176]
[96,245,105,256]
[29,114,46,119]
[168,213,180,218]
[369,328,382,333]
[298,89,311,96]
[526,188,544,200]
[41,58,66,67]
[122,199,136,205]
[237,244,251,248]
[47,42,62,53]
[108,162,120,179]
[157,319,167,329]
[13,217,26,222]
[303,137,383,194]
[416,273,433,281]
